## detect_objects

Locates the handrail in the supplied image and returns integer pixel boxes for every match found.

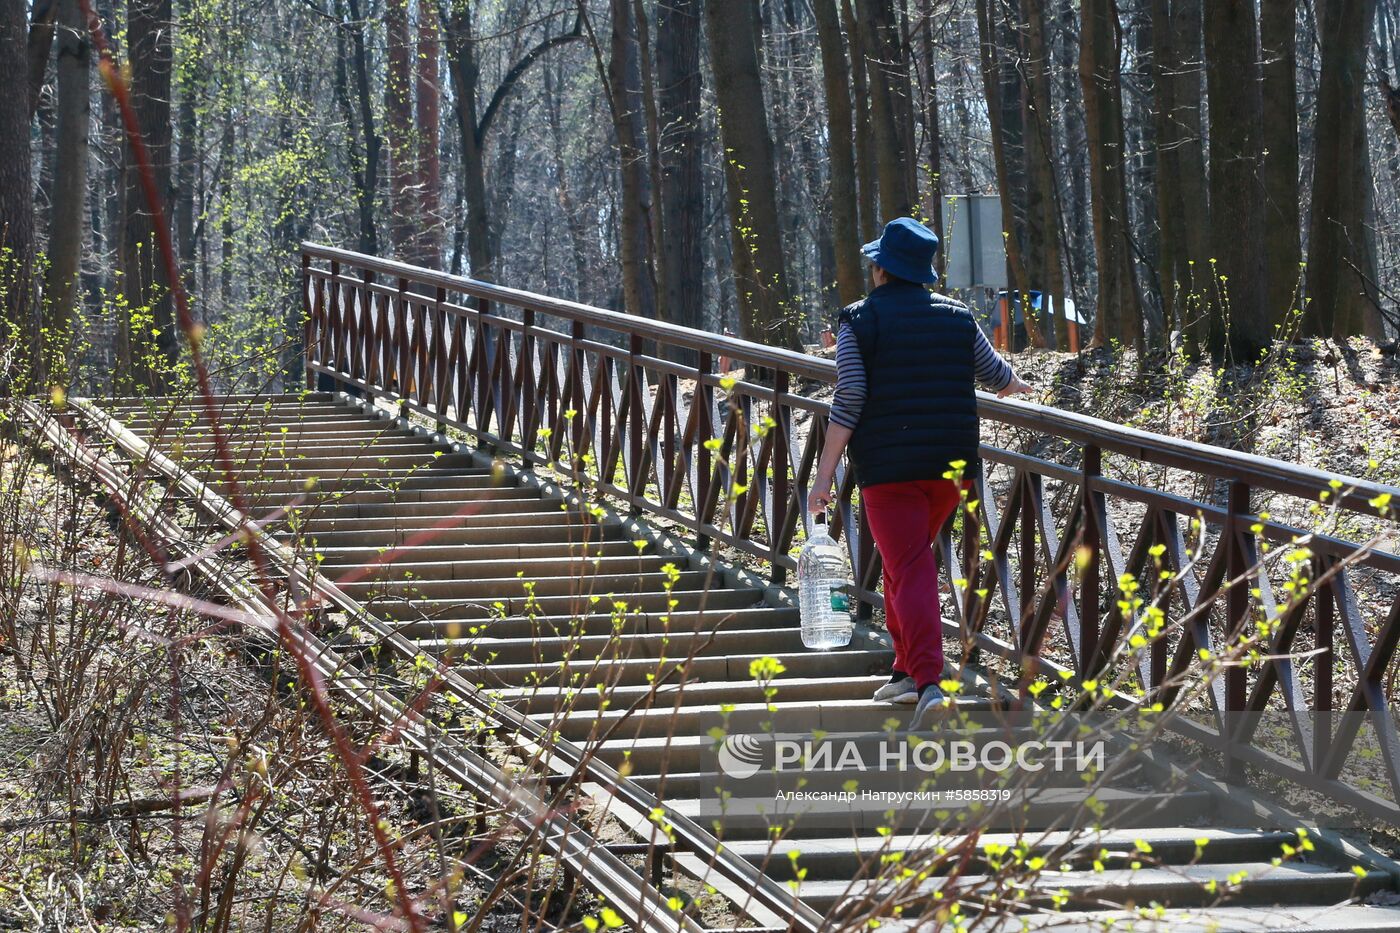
[299,244,1400,823]
[300,242,1400,515]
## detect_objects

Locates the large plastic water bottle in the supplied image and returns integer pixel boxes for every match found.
[798,513,854,650]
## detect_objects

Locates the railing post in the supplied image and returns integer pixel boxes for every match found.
[361,268,378,400]
[1314,560,1333,775]
[770,371,789,586]
[961,465,983,626]
[326,259,342,394]
[301,252,314,389]
[1078,445,1102,678]
[434,285,448,434]
[520,307,537,466]
[1225,479,1251,783]
[695,351,714,551]
[855,504,875,621]
[569,320,586,479]
[396,277,410,419]
[627,334,645,514]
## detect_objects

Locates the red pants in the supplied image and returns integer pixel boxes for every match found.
[862,479,965,689]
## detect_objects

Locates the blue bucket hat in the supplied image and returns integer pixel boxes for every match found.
[861,217,940,285]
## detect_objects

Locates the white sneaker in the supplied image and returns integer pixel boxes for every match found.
[873,675,918,704]
[911,683,950,730]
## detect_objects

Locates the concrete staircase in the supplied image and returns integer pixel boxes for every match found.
[100,392,1400,931]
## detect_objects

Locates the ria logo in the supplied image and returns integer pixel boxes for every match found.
[717,734,764,780]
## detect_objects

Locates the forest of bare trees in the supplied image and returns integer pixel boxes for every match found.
[4,0,1400,393]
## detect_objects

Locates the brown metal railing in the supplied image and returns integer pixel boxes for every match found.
[302,243,1400,823]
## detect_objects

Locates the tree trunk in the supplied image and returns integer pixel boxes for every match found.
[859,0,912,221]
[174,0,197,310]
[1019,0,1063,348]
[1306,0,1382,340]
[544,57,590,302]
[1260,0,1300,325]
[608,0,657,318]
[814,0,863,305]
[43,0,89,383]
[657,0,705,339]
[415,0,441,266]
[1168,0,1210,350]
[1079,0,1143,349]
[26,0,56,121]
[443,7,494,280]
[633,0,669,321]
[385,0,416,260]
[1150,0,1181,335]
[117,0,176,392]
[348,0,380,255]
[1,0,35,375]
[976,0,1033,320]
[843,0,877,241]
[705,0,799,348]
[1204,0,1268,361]
[920,0,946,280]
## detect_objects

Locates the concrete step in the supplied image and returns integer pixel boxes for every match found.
[337,568,719,601]
[170,437,444,458]
[466,647,892,690]
[196,469,495,490]
[228,485,538,508]
[148,426,418,444]
[328,553,677,582]
[372,584,769,620]
[281,521,609,546]
[797,858,1387,913]
[413,624,804,668]
[180,449,460,471]
[312,539,651,566]
[103,397,350,414]
[286,498,559,522]
[1021,905,1400,932]
[123,411,369,430]
[492,674,887,714]
[665,788,1217,841]
[532,695,1001,742]
[726,827,1300,882]
[129,422,401,442]
[579,721,1047,775]
[387,606,798,641]
[101,392,335,408]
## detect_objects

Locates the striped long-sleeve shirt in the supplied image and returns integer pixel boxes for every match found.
[829,319,1015,430]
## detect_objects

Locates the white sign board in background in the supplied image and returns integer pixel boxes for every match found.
[938,194,1008,290]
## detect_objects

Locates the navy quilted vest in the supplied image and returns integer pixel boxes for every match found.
[839,282,981,488]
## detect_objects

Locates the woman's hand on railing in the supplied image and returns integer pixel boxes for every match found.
[997,375,1036,399]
